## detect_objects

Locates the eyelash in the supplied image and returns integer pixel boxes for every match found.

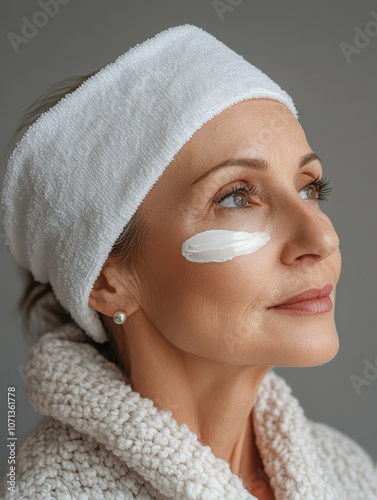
[214,175,332,210]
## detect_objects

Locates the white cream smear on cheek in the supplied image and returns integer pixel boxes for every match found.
[181,229,271,263]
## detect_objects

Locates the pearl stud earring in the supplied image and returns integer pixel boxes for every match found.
[113,311,127,324]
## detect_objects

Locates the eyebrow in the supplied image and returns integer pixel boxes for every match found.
[190,152,321,186]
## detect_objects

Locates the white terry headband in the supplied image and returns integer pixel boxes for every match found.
[1,24,299,344]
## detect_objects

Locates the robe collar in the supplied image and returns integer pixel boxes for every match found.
[26,323,343,499]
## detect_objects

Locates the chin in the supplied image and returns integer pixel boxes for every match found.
[280,325,340,367]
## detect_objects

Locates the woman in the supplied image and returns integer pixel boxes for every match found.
[1,24,376,500]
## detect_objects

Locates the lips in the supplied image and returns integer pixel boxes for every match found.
[270,283,333,308]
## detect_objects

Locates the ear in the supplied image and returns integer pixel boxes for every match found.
[88,257,139,318]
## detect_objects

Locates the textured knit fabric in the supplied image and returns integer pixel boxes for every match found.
[0,23,298,344]
[1,323,376,499]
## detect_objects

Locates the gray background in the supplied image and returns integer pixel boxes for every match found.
[1,0,376,479]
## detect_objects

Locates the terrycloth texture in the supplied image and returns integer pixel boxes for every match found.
[0,24,299,344]
[1,323,376,499]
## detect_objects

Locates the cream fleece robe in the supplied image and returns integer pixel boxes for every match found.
[1,322,376,500]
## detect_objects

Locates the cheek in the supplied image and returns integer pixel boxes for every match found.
[139,227,274,358]
[179,229,272,305]
[180,232,273,331]
[182,241,274,312]
[148,230,272,310]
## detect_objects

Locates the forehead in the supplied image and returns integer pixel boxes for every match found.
[141,99,313,220]
[172,98,307,176]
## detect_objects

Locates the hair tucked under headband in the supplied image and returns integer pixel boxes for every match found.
[0,24,298,343]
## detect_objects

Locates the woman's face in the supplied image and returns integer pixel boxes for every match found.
[120,98,341,367]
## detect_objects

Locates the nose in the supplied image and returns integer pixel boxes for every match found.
[278,197,340,266]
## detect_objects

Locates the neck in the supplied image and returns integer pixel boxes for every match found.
[111,311,273,481]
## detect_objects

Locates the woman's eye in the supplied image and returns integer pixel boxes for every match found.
[299,185,317,200]
[215,183,259,210]
[299,176,332,201]
[214,176,331,210]
[220,191,248,208]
